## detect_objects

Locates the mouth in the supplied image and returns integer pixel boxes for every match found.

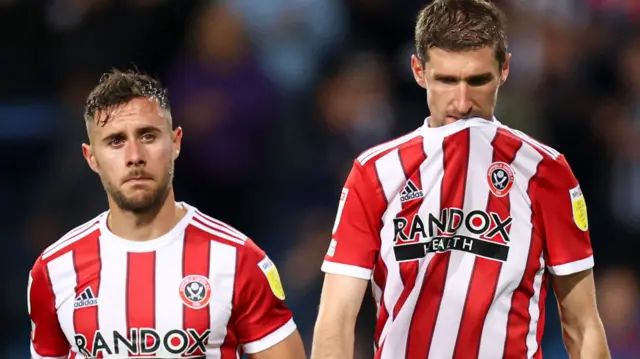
[124,177,153,184]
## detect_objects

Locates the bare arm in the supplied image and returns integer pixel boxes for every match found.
[311,273,369,359]
[553,269,610,359]
[248,330,306,359]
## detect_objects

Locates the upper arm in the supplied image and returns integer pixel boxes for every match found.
[316,273,369,328]
[247,330,305,359]
[231,239,300,355]
[536,155,594,276]
[28,259,69,359]
[552,269,600,326]
[321,160,385,279]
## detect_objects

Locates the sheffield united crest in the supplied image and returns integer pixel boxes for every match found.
[487,162,515,197]
[179,275,212,309]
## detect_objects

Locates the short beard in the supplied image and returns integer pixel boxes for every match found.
[103,163,174,215]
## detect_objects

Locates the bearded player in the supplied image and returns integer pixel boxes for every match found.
[312,1,611,358]
[27,69,305,359]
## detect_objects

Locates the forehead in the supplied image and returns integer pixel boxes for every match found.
[92,98,169,133]
[426,47,498,76]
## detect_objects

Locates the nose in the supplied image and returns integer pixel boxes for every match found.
[125,141,145,167]
[454,83,472,116]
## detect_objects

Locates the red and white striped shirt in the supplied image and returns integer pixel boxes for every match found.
[28,202,295,359]
[322,117,594,359]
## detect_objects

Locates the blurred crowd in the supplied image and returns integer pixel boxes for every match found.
[1,0,640,358]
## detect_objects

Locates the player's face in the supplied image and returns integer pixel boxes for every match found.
[82,98,182,214]
[411,46,511,127]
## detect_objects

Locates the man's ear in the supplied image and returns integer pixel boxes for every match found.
[82,143,99,174]
[411,54,427,89]
[172,126,183,161]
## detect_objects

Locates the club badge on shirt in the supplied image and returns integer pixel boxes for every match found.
[487,162,515,197]
[569,185,588,231]
[179,275,212,309]
[258,257,286,300]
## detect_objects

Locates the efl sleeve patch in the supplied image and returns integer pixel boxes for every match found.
[257,257,286,300]
[569,185,588,231]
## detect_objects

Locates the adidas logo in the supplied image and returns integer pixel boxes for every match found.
[400,180,424,203]
[74,287,98,309]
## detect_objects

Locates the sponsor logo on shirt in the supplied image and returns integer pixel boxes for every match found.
[74,328,210,358]
[392,208,512,262]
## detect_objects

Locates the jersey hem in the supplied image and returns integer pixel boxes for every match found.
[547,255,594,276]
[242,318,297,354]
[30,343,66,359]
[321,261,372,280]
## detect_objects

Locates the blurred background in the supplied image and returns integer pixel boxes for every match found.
[1,0,639,358]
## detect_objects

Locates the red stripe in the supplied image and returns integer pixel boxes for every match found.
[125,251,156,356]
[404,129,471,358]
[393,137,427,320]
[182,226,212,356]
[452,129,522,359]
[503,157,545,357]
[71,232,101,357]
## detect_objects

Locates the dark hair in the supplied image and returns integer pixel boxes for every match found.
[414,0,508,68]
[84,69,170,126]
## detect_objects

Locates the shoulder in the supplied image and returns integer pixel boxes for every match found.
[355,127,423,167]
[495,124,576,190]
[34,213,105,269]
[188,208,259,254]
[494,123,563,162]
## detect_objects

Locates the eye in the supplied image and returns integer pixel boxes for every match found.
[108,138,124,147]
[437,77,458,85]
[141,133,156,142]
[467,76,492,87]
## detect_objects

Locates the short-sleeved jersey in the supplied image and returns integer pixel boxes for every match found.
[28,202,295,359]
[322,117,593,359]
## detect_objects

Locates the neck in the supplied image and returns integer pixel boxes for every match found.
[106,191,186,242]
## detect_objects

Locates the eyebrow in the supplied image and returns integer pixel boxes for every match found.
[101,126,162,143]
[433,72,494,83]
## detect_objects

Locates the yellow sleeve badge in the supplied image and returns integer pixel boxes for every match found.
[257,257,286,300]
[569,185,588,231]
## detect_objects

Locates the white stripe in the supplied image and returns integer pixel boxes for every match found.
[155,234,185,356]
[206,241,238,358]
[547,255,594,276]
[526,255,546,357]
[358,130,421,165]
[46,251,77,345]
[379,133,444,358]
[191,220,245,246]
[478,141,543,358]
[195,211,248,241]
[96,235,128,356]
[243,318,297,354]
[373,149,406,351]
[428,125,496,359]
[321,261,372,280]
[43,222,100,260]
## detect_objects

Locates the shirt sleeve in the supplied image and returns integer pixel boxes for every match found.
[231,239,296,354]
[321,160,386,280]
[536,155,594,276]
[28,258,69,359]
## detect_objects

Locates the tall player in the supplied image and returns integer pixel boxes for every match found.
[27,70,306,359]
[311,1,611,358]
